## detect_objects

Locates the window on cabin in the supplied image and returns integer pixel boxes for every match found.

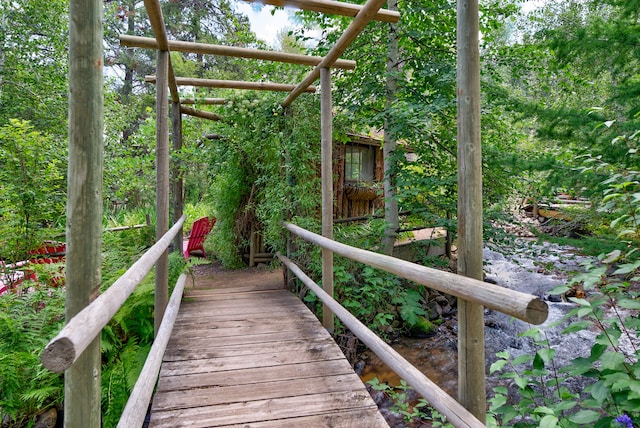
[345,144,375,183]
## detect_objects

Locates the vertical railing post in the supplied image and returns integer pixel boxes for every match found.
[457,0,485,419]
[171,101,183,255]
[65,0,103,425]
[320,67,334,331]
[155,49,170,336]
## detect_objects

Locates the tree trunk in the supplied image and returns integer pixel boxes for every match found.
[381,0,399,255]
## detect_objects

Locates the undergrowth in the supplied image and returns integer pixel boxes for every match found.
[0,209,187,427]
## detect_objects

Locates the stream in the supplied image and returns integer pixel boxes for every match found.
[358,239,598,427]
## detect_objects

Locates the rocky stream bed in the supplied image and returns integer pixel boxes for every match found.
[356,238,601,427]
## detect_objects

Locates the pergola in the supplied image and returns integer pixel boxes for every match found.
[64,0,483,425]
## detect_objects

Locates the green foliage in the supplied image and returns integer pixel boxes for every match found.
[294,221,431,337]
[0,119,66,261]
[0,285,65,425]
[368,378,453,426]
[489,126,640,428]
[100,223,187,427]
[205,93,325,267]
[0,0,69,137]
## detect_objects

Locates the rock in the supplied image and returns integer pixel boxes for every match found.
[34,408,57,428]
[410,316,437,338]
[546,293,563,303]
[426,301,443,320]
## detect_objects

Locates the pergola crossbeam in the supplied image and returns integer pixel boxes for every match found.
[120,35,356,70]
[180,106,223,121]
[243,0,399,23]
[181,98,227,105]
[282,0,389,106]
[146,76,316,93]
[143,0,179,102]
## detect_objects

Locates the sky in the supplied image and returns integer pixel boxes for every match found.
[234,2,295,47]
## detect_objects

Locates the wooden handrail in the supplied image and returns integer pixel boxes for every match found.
[282,221,548,325]
[104,223,148,233]
[117,273,187,428]
[40,215,186,373]
[278,253,484,428]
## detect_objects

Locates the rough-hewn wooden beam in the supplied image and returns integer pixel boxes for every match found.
[320,67,334,331]
[120,35,356,70]
[457,0,485,419]
[282,0,387,106]
[244,0,399,23]
[142,0,179,102]
[146,75,316,93]
[181,98,227,105]
[65,0,103,424]
[154,49,170,337]
[180,105,222,121]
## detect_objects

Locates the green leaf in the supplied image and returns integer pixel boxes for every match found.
[534,406,555,415]
[489,393,507,410]
[590,344,608,361]
[490,359,508,374]
[589,380,609,403]
[514,376,528,389]
[617,298,640,309]
[568,410,601,424]
[539,414,558,428]
[533,352,545,370]
[553,400,577,411]
[512,354,534,366]
[563,320,591,333]
[613,260,640,275]
[600,352,624,370]
[496,350,510,360]
[569,297,591,307]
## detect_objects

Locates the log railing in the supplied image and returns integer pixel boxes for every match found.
[41,215,186,426]
[281,221,549,427]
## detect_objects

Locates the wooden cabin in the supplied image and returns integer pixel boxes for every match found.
[333,134,385,220]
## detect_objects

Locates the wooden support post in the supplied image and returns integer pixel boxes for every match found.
[155,49,170,337]
[320,67,334,331]
[171,101,183,255]
[457,0,485,419]
[65,0,103,425]
[249,225,256,267]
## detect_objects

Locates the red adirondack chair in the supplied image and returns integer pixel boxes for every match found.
[183,217,216,259]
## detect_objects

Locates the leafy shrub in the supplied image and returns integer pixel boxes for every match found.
[0,285,65,425]
[488,125,640,427]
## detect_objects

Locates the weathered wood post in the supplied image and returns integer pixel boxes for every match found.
[65,0,103,425]
[457,0,485,419]
[171,101,183,254]
[320,67,334,331]
[155,49,170,336]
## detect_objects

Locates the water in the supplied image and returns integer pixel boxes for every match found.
[359,239,600,425]
[482,241,596,368]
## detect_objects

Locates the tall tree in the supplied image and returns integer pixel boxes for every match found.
[483,0,640,198]
[381,0,400,255]
[0,0,68,137]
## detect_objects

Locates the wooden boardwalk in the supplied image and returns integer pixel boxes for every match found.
[148,266,389,427]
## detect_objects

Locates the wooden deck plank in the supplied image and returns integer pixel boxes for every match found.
[152,373,365,411]
[221,408,389,428]
[155,359,355,392]
[149,267,388,427]
[151,391,385,427]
